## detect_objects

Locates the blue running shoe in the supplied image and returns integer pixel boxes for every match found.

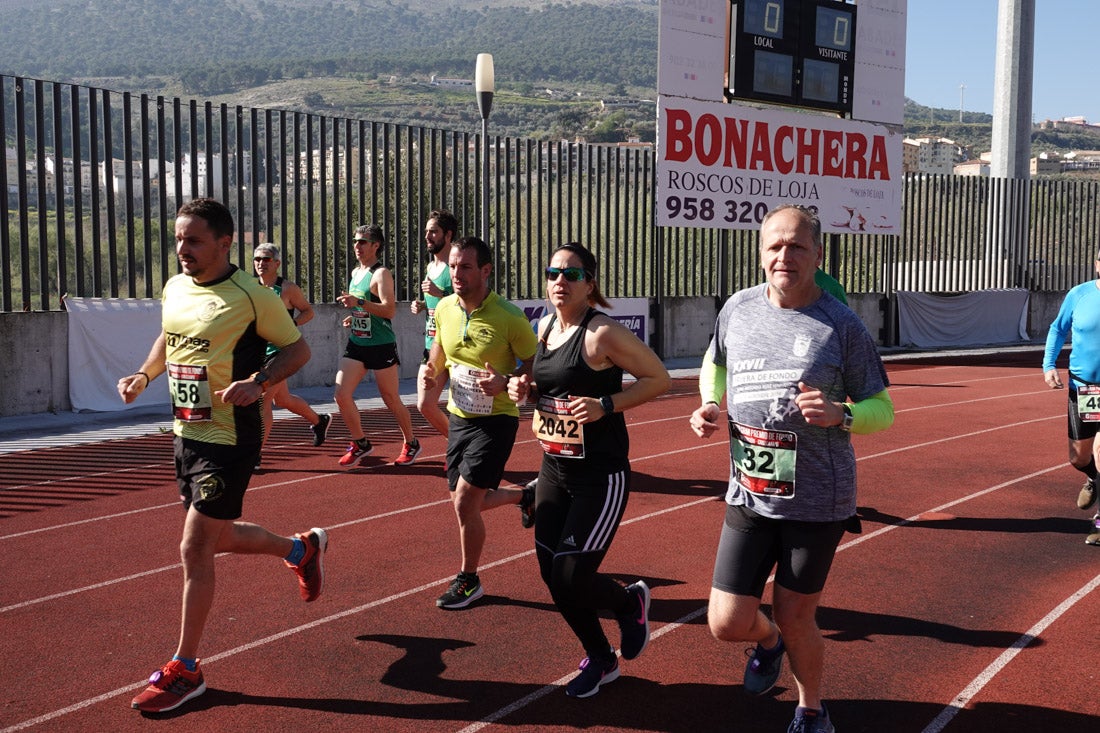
[617,580,651,660]
[787,704,835,733]
[743,634,785,695]
[565,655,619,698]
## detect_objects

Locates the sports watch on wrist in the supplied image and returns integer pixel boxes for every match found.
[253,370,271,388]
[599,395,615,416]
[839,403,854,431]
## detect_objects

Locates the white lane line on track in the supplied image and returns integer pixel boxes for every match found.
[889,373,1043,392]
[1,460,173,494]
[0,411,695,539]
[457,464,1072,732]
[0,496,718,732]
[857,416,1059,461]
[0,400,1078,728]
[892,389,1051,413]
[919,571,1100,733]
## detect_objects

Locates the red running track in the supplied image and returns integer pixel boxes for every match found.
[1,358,1098,733]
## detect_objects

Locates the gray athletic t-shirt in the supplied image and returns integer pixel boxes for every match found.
[705,284,889,522]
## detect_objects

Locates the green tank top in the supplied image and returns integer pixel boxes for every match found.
[348,263,396,346]
[264,276,296,359]
[423,260,453,350]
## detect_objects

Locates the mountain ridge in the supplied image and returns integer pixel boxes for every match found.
[2,0,1097,159]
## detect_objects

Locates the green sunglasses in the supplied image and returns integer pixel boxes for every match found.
[545,266,588,282]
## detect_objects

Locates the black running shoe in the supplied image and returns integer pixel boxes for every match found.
[436,572,483,609]
[310,413,332,447]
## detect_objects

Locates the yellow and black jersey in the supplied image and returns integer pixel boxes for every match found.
[162,267,301,445]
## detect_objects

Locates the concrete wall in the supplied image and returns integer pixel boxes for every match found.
[289,304,426,390]
[0,312,70,415]
[0,291,1069,417]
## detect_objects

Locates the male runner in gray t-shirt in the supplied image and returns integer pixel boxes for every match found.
[690,204,894,733]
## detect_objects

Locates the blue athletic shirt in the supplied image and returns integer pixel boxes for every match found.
[1043,280,1100,386]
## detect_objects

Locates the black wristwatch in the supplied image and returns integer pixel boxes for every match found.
[253,370,271,388]
[599,395,615,416]
[839,403,854,431]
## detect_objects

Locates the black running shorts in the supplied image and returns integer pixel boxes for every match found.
[342,341,400,371]
[173,436,257,520]
[711,503,846,597]
[446,413,518,492]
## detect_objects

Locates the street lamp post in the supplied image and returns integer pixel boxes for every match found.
[475,53,494,244]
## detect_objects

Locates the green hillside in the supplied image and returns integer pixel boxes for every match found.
[2,0,1098,155]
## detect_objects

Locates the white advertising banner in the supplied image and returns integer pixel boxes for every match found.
[64,296,166,412]
[514,298,649,346]
[656,96,902,233]
[852,0,907,125]
[656,0,728,102]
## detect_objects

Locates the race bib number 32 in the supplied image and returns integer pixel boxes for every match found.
[532,396,584,458]
[730,421,797,498]
[168,362,213,421]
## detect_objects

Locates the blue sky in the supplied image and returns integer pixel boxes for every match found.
[905,0,1097,123]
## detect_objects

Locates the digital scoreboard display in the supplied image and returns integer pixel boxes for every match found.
[726,0,856,115]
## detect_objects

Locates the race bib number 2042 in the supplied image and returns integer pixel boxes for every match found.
[532,396,584,458]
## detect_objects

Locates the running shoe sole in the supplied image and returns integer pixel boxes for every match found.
[289,527,328,602]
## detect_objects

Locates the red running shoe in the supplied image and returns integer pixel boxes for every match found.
[338,439,372,466]
[131,659,206,713]
[394,439,422,466]
[286,527,328,602]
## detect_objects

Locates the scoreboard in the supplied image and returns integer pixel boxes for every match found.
[726,0,857,115]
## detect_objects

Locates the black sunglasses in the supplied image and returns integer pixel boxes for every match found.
[545,266,587,282]
[253,256,273,262]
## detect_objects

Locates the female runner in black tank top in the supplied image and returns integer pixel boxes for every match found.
[507,243,670,699]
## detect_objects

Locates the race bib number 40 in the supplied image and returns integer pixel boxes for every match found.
[730,421,797,498]
[1078,385,1100,422]
[450,364,494,415]
[168,362,213,421]
[532,396,585,458]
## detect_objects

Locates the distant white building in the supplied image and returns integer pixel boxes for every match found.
[161,153,225,200]
[902,137,958,175]
[953,159,989,177]
[430,75,473,89]
[1030,152,1062,176]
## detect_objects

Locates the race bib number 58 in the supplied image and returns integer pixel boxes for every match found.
[168,362,213,421]
[730,421,797,498]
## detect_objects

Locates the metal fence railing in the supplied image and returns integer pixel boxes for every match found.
[3,75,1100,313]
